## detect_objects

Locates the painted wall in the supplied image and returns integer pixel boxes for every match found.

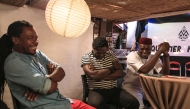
[0,3,93,108]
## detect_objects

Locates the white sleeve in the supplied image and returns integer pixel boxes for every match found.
[154,58,163,73]
[127,52,144,72]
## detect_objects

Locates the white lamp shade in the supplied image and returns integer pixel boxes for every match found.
[45,0,91,38]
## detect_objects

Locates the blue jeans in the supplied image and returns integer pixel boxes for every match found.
[88,87,139,109]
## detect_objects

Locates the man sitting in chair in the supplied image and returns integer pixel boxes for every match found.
[81,37,139,109]
[122,37,170,109]
[1,20,95,109]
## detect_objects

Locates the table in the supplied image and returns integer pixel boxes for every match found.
[140,74,190,109]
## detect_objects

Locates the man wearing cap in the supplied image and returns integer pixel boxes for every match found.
[122,37,170,109]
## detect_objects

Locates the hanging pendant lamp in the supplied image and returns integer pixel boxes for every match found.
[45,0,91,38]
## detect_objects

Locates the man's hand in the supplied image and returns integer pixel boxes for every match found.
[46,63,57,74]
[25,89,39,101]
[88,64,95,71]
[158,42,170,53]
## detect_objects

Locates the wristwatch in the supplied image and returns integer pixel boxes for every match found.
[108,66,114,73]
[163,54,169,57]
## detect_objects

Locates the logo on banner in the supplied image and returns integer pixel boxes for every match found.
[178,26,189,41]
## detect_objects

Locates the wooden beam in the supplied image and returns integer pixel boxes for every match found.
[106,21,113,37]
[0,0,28,7]
[99,18,107,37]
[27,0,49,10]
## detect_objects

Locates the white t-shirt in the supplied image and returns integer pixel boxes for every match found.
[122,51,162,90]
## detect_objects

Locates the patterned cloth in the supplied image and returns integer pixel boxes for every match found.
[81,51,118,89]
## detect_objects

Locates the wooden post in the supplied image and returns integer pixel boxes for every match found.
[99,18,107,37]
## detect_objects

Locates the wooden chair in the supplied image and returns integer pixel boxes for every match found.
[81,75,89,103]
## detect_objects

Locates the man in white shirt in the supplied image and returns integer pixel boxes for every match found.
[122,38,170,109]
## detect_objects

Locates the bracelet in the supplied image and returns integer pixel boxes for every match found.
[163,54,169,57]
[108,68,112,73]
[108,67,114,73]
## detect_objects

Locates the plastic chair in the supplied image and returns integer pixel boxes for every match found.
[185,62,190,77]
[170,61,181,76]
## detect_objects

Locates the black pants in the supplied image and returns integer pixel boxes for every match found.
[88,87,139,109]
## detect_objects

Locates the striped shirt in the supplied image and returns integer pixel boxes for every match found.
[81,51,118,89]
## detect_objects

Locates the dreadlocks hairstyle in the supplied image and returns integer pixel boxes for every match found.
[0,20,33,100]
[92,37,108,49]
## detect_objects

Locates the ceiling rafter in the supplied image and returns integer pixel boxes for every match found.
[0,0,190,22]
[0,0,28,7]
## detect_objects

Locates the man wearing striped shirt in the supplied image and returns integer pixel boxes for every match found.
[81,37,139,109]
